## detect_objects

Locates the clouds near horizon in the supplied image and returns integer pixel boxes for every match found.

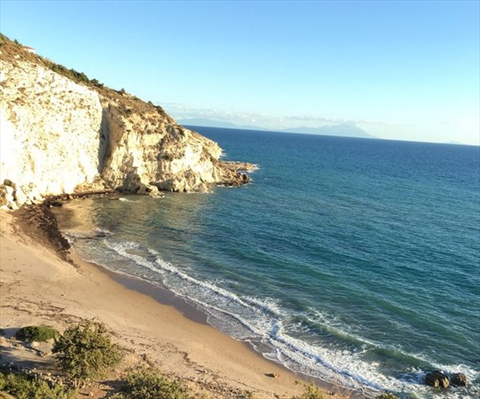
[164,103,478,145]
[1,1,478,144]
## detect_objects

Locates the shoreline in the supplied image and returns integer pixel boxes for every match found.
[0,206,356,398]
[80,252,359,397]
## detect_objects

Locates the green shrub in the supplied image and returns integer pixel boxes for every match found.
[376,394,399,399]
[90,78,103,88]
[15,325,58,342]
[292,384,328,399]
[0,371,73,399]
[118,367,190,399]
[240,391,254,399]
[52,321,121,386]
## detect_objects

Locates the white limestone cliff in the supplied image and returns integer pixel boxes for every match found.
[100,98,225,194]
[0,58,107,208]
[0,38,252,209]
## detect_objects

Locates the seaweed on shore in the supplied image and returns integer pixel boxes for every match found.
[13,203,71,260]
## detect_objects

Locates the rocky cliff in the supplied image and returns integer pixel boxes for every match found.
[0,35,253,209]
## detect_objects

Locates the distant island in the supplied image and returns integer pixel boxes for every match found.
[284,124,375,139]
[178,118,376,139]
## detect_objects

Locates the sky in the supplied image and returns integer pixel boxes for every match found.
[0,0,479,145]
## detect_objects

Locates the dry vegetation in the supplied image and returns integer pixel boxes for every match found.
[2,321,353,399]
[0,33,172,121]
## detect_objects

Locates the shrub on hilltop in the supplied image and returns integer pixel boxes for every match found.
[52,320,121,386]
[15,325,59,342]
[0,33,171,119]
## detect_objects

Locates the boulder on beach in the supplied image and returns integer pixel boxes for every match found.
[450,372,467,387]
[425,370,449,388]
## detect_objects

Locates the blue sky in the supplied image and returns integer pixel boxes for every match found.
[1,0,479,144]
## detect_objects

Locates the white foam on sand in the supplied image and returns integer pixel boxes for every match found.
[75,237,479,399]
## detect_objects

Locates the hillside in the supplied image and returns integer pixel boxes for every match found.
[0,34,253,209]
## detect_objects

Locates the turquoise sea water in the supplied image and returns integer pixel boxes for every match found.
[56,128,480,398]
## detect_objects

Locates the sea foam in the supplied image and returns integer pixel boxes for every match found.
[72,236,478,398]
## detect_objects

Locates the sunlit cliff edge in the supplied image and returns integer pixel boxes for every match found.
[0,34,253,209]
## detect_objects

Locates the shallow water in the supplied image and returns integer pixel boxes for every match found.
[55,128,480,398]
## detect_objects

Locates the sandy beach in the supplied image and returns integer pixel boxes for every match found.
[0,207,351,398]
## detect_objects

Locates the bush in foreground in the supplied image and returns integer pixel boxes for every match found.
[15,325,58,342]
[293,384,328,399]
[52,320,121,386]
[116,367,190,399]
[0,371,73,399]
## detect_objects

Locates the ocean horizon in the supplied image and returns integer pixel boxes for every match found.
[54,127,480,398]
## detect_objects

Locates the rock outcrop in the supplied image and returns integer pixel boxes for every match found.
[425,370,450,389]
[0,35,253,209]
[450,372,467,387]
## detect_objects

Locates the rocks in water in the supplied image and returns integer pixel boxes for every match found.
[137,183,164,198]
[425,370,449,388]
[375,394,399,399]
[220,161,257,173]
[450,372,467,387]
[147,186,164,198]
[218,161,255,187]
[425,370,468,389]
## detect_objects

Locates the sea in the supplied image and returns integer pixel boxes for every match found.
[54,127,480,398]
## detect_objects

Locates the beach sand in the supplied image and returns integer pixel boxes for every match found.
[0,208,351,398]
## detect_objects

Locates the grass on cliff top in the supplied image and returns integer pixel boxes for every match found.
[0,33,171,120]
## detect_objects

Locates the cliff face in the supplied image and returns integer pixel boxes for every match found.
[0,58,107,207]
[99,97,225,194]
[0,37,252,209]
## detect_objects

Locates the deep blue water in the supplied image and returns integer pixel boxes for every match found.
[56,128,480,398]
